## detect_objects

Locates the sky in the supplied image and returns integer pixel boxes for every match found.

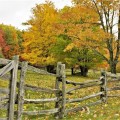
[0,0,72,30]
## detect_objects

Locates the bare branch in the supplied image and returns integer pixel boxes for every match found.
[92,0,106,31]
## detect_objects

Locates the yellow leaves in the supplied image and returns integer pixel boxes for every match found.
[104,104,108,107]
[22,1,58,66]
[22,51,55,65]
[64,43,75,52]
[45,55,56,65]
[85,106,90,114]
[23,105,27,110]
[56,4,111,52]
[60,4,98,25]
[93,114,97,118]
[114,114,119,117]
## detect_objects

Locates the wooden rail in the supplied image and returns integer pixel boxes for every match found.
[24,84,60,94]
[107,78,120,82]
[0,74,11,80]
[24,98,58,104]
[0,102,8,109]
[0,118,8,120]
[108,95,120,97]
[0,58,11,65]
[27,65,56,76]
[65,79,100,86]
[0,61,14,76]
[19,62,56,76]
[66,81,102,94]
[22,108,59,115]
[106,73,119,78]
[0,95,9,101]
[0,88,9,94]
[66,92,103,103]
[107,86,120,91]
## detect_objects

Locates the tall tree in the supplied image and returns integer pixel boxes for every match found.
[54,5,107,76]
[22,1,58,66]
[72,0,120,74]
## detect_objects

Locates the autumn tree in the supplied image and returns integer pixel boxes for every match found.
[0,24,23,59]
[51,33,103,76]
[54,5,107,76]
[0,29,9,58]
[72,0,120,74]
[22,1,58,68]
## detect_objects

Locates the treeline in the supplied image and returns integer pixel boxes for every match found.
[0,0,120,76]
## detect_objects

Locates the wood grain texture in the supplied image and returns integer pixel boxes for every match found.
[66,92,103,103]
[0,61,14,77]
[8,56,19,120]
[17,61,28,120]
[0,58,11,65]
[23,108,59,115]
[24,84,60,94]
[24,98,58,104]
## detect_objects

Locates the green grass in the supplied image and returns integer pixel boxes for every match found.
[0,69,120,120]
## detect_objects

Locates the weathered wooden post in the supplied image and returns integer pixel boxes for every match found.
[55,62,62,118]
[100,70,107,103]
[8,55,19,120]
[60,64,66,119]
[17,61,28,120]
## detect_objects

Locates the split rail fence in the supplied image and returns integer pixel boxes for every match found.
[53,63,120,118]
[0,57,120,120]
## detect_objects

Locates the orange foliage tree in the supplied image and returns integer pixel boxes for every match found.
[72,0,120,73]
[54,5,108,76]
[0,24,23,59]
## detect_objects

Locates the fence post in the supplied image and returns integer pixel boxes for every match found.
[55,62,62,118]
[100,71,107,103]
[17,61,28,120]
[8,55,19,120]
[60,64,66,119]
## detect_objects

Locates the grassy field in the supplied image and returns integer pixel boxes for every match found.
[0,69,120,120]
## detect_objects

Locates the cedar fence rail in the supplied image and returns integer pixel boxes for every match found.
[0,57,120,119]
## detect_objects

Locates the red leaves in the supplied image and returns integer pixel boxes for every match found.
[0,29,10,57]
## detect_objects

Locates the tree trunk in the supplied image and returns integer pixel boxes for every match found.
[80,66,88,77]
[46,65,56,74]
[110,8,120,74]
[71,68,74,75]
[109,62,117,74]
